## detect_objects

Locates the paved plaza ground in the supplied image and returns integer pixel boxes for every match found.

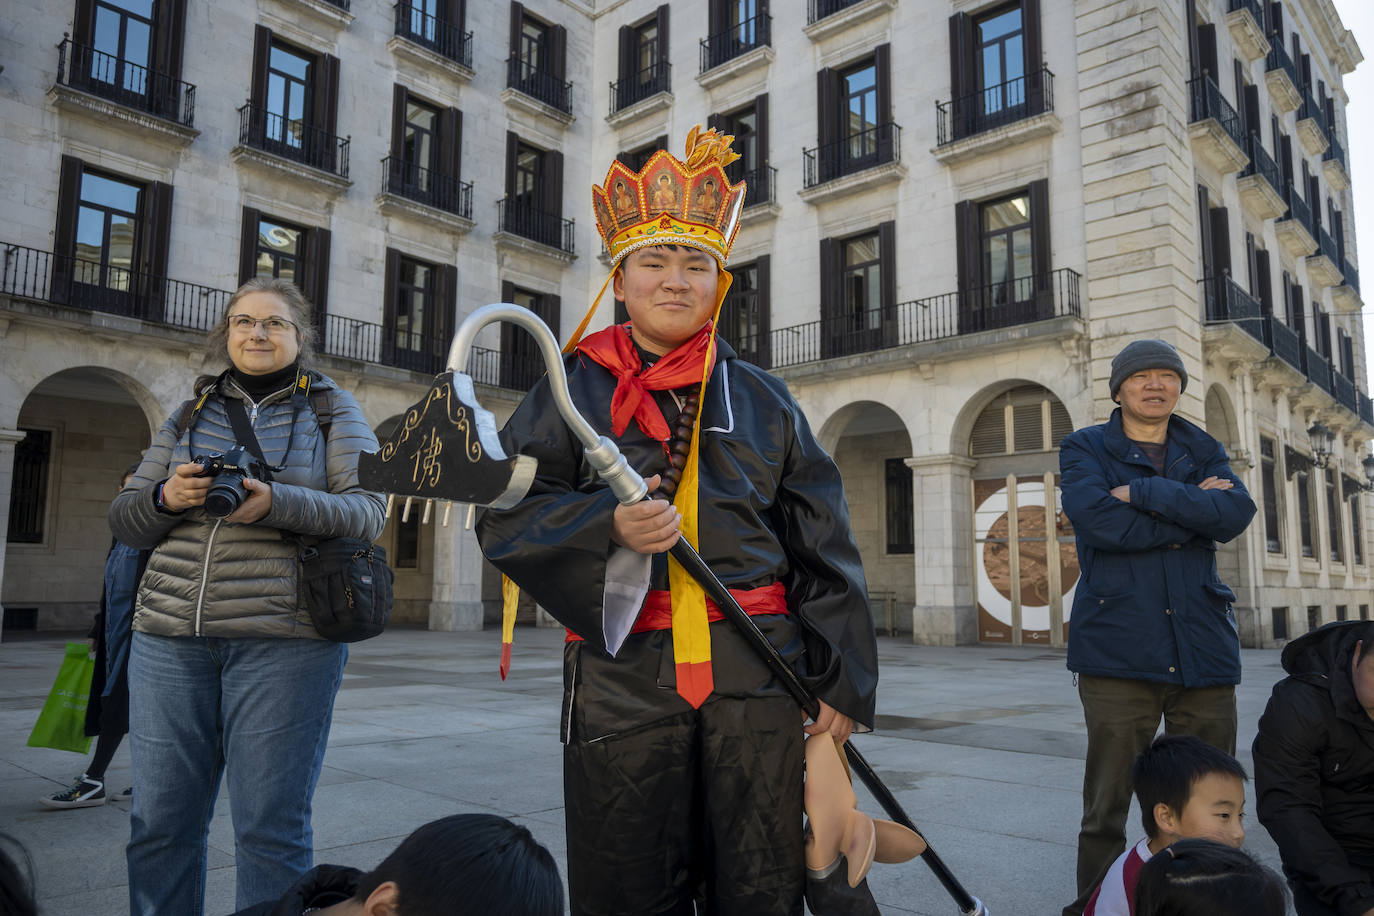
[2,625,1292,915]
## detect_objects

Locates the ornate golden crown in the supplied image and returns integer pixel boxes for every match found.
[592,126,746,268]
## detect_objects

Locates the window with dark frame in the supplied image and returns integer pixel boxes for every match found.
[266,42,312,153]
[711,94,770,207]
[502,133,565,249]
[238,207,331,329]
[67,0,189,121]
[1272,606,1288,640]
[500,283,560,390]
[704,0,768,70]
[73,170,141,293]
[819,222,895,359]
[246,26,341,174]
[1337,604,1348,621]
[395,513,420,568]
[1306,605,1321,631]
[982,192,1034,310]
[813,46,891,185]
[382,249,456,375]
[945,0,1045,142]
[885,458,914,555]
[1260,437,1282,553]
[719,256,769,367]
[89,0,154,97]
[252,217,304,286]
[388,85,464,215]
[507,3,568,112]
[955,180,1052,333]
[1360,604,1369,620]
[616,135,667,173]
[7,429,52,545]
[614,6,670,112]
[1351,487,1364,566]
[396,0,467,64]
[1327,471,1343,564]
[976,4,1026,119]
[1296,466,1315,559]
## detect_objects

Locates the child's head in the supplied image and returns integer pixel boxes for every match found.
[352,814,563,916]
[1132,734,1247,848]
[1132,838,1287,916]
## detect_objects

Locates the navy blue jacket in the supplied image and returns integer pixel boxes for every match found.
[1060,409,1256,687]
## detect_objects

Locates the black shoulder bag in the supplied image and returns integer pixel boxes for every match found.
[223,380,393,643]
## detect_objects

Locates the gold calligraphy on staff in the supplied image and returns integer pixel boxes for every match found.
[375,378,486,476]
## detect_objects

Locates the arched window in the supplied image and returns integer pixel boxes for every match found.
[968,384,1072,457]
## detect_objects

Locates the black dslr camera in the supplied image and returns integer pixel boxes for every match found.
[191,447,271,518]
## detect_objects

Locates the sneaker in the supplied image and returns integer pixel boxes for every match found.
[39,774,106,809]
[111,786,132,801]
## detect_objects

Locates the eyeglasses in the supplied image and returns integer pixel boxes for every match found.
[227,314,296,335]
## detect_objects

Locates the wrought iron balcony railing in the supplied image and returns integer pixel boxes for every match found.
[610,59,671,114]
[1242,133,1283,199]
[1228,0,1265,23]
[1316,225,1340,265]
[1298,88,1328,138]
[733,164,777,209]
[1323,135,1347,170]
[700,13,771,72]
[381,157,473,219]
[1360,392,1373,426]
[746,268,1079,370]
[1282,182,1312,236]
[807,0,867,24]
[1254,315,1303,373]
[1265,41,1299,86]
[1304,346,1334,394]
[393,2,472,68]
[56,36,196,126]
[237,102,350,177]
[1342,259,1360,293]
[937,67,1054,145]
[2,243,229,329]
[497,199,575,253]
[1188,74,1246,154]
[506,56,572,114]
[1334,372,1358,412]
[803,122,901,188]
[1203,274,1267,348]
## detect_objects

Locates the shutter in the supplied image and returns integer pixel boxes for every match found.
[441,107,462,185]
[1049,400,1073,449]
[52,156,85,303]
[1246,232,1259,297]
[389,84,408,191]
[1022,0,1043,112]
[755,253,771,367]
[238,206,260,283]
[436,264,458,363]
[878,221,896,346]
[1196,185,1214,278]
[141,181,174,285]
[450,0,465,36]
[1209,206,1231,280]
[550,25,567,82]
[1269,2,1282,37]
[546,293,562,340]
[874,44,893,162]
[955,199,980,331]
[816,68,841,180]
[1185,0,1200,75]
[307,227,331,328]
[152,0,187,87]
[382,248,400,364]
[250,26,271,108]
[656,5,669,70]
[948,12,975,139]
[1234,60,1247,136]
[756,92,770,170]
[546,149,564,222]
[969,402,1006,456]
[504,130,518,198]
[1256,248,1273,315]
[618,25,634,83]
[1244,84,1260,145]
[1198,23,1218,80]
[318,53,340,138]
[72,0,96,47]
[818,236,839,357]
[1029,178,1051,311]
[509,2,524,61]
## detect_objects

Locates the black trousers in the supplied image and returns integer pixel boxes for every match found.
[563,694,804,916]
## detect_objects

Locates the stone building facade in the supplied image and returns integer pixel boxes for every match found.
[1,0,1371,647]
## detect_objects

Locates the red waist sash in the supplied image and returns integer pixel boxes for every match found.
[565,581,787,642]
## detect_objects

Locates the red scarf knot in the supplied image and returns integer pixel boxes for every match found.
[576,322,716,445]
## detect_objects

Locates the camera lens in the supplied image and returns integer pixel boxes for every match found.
[204,478,244,518]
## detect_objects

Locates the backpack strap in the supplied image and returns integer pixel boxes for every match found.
[309,388,332,443]
[173,388,215,438]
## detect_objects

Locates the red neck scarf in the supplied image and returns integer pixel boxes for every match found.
[576,322,717,445]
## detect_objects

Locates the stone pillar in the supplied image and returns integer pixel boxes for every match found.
[907,454,978,646]
[1076,0,1204,424]
[0,428,28,640]
[427,512,485,631]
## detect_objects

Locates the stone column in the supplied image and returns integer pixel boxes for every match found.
[0,428,29,640]
[907,454,978,646]
[427,509,485,631]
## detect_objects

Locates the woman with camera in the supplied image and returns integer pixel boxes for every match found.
[109,278,385,916]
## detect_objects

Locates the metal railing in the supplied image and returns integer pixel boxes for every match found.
[1334,372,1358,412]
[56,35,195,126]
[807,0,867,23]
[506,56,572,114]
[803,122,901,188]
[1242,133,1283,199]
[1204,274,1261,321]
[1304,347,1334,394]
[759,268,1079,370]
[237,102,350,178]
[381,157,473,219]
[937,68,1054,145]
[1323,135,1346,170]
[1189,74,1246,155]
[1360,393,1373,426]
[1298,88,1328,139]
[497,199,575,253]
[1281,183,1312,240]
[1342,259,1360,293]
[731,164,776,209]
[2,243,229,330]
[319,0,349,8]
[1228,0,1265,24]
[610,59,670,113]
[1316,226,1340,265]
[700,12,771,72]
[1265,41,1299,87]
[393,2,472,68]
[1262,315,1303,372]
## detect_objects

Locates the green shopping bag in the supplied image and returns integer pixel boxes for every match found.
[26,642,95,754]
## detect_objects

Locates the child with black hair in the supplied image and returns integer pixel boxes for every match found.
[1084,734,1249,916]
[1132,837,1287,916]
[231,813,563,916]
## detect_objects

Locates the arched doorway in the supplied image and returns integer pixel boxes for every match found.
[821,401,914,635]
[4,368,154,630]
[1203,384,1248,617]
[966,384,1079,646]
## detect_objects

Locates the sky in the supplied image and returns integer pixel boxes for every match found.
[1330,0,1373,398]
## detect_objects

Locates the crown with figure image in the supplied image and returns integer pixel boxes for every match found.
[592,126,747,269]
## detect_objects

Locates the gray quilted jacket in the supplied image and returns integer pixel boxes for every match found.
[109,371,386,639]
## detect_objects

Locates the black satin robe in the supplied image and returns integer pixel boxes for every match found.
[476,339,879,741]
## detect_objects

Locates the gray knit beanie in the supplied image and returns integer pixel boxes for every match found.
[1109,339,1188,399]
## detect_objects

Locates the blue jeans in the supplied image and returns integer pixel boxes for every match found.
[126,632,347,916]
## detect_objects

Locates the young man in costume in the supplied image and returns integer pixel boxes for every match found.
[476,128,881,915]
